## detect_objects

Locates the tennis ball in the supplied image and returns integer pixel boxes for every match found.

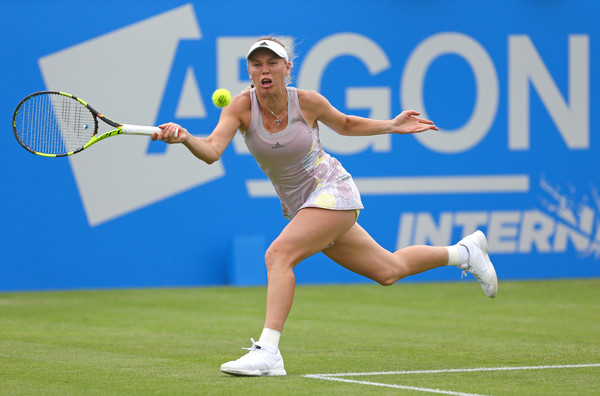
[212,88,231,108]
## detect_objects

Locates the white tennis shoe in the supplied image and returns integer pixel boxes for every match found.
[220,339,287,376]
[458,230,498,298]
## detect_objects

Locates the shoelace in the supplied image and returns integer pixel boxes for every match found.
[459,262,470,279]
[242,338,261,352]
[459,244,472,279]
[460,262,484,282]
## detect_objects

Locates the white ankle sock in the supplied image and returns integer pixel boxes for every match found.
[258,328,281,349]
[446,244,469,266]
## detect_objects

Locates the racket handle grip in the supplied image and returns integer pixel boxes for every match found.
[122,124,179,139]
[122,124,161,135]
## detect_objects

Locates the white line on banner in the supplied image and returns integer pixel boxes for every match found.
[246,175,530,197]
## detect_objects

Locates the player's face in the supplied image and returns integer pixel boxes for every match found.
[247,49,290,92]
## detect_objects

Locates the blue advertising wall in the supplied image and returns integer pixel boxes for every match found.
[1,1,598,291]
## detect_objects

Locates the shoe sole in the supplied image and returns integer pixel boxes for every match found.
[473,230,498,298]
[220,367,287,376]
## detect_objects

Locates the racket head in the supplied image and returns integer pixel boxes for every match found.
[13,91,99,157]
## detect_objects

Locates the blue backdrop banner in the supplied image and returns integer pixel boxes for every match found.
[1,1,598,291]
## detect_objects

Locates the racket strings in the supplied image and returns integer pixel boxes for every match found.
[14,93,96,155]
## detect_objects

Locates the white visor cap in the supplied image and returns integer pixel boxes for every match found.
[247,40,289,63]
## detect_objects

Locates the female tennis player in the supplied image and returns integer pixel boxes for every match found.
[154,37,497,377]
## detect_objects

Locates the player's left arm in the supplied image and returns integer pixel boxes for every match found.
[300,89,438,136]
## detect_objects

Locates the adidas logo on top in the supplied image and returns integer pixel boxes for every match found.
[260,41,268,46]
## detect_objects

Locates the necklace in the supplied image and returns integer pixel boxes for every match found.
[264,103,288,126]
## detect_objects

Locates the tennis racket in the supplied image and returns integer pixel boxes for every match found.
[12,91,177,157]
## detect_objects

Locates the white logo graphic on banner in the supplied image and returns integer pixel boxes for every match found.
[38,4,222,226]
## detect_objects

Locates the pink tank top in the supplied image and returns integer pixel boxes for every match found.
[243,87,363,219]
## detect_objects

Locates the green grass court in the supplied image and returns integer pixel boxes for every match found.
[1,279,598,395]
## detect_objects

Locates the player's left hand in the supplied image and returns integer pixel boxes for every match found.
[392,110,439,134]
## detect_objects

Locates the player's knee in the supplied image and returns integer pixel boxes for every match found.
[376,273,397,287]
[374,262,408,286]
[264,247,277,271]
[264,244,293,272]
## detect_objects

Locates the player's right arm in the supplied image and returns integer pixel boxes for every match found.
[156,92,249,164]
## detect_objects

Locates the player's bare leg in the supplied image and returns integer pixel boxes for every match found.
[322,222,449,285]
[221,209,498,376]
[263,208,357,332]
[220,208,356,376]
[323,223,497,296]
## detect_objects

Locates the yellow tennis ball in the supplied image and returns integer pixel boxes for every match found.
[212,88,231,108]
